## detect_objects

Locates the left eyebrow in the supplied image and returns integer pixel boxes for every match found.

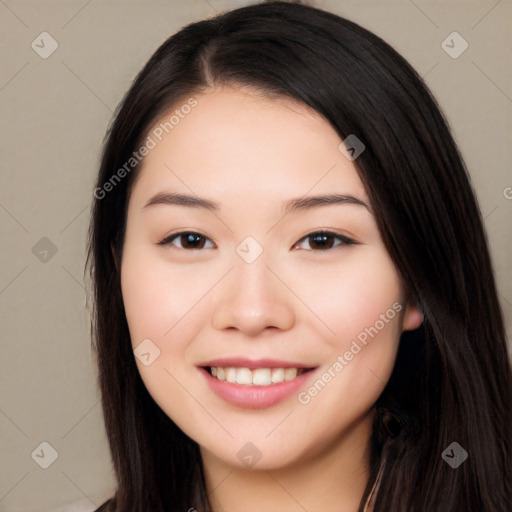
[141,192,371,215]
[281,193,372,216]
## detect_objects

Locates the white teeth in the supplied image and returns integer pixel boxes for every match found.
[271,368,284,383]
[236,368,252,385]
[209,366,305,386]
[226,367,237,383]
[252,368,271,386]
[284,368,298,381]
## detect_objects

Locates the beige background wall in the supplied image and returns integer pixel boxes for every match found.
[0,1,510,511]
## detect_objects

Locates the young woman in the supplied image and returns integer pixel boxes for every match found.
[86,1,512,510]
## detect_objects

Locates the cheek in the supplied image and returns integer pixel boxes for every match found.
[120,246,211,427]
[289,249,404,345]
[121,252,168,346]
[289,250,404,404]
[120,246,182,397]
[121,244,206,343]
[290,252,404,422]
[120,244,222,383]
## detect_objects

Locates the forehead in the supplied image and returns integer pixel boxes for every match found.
[129,87,368,208]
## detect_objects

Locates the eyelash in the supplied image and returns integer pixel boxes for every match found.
[157,230,357,251]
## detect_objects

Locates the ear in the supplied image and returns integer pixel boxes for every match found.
[402,299,424,332]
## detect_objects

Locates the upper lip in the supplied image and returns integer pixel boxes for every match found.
[198,358,316,370]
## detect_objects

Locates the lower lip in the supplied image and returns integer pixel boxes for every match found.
[199,367,316,409]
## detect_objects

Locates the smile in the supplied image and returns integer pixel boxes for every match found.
[198,360,318,409]
[208,366,311,386]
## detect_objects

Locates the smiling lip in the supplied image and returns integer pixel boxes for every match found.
[197,358,318,409]
[197,357,314,369]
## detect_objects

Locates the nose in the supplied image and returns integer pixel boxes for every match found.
[211,254,296,337]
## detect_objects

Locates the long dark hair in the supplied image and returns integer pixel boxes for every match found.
[86,1,512,510]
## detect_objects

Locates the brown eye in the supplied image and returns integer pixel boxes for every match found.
[294,231,355,251]
[158,232,215,250]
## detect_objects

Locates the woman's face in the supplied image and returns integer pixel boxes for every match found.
[120,86,422,471]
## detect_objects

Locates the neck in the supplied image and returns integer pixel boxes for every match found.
[198,412,375,512]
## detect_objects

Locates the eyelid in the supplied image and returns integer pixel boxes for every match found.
[157,230,357,251]
[157,231,216,248]
[293,230,357,250]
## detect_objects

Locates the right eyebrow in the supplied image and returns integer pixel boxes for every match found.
[142,192,220,211]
